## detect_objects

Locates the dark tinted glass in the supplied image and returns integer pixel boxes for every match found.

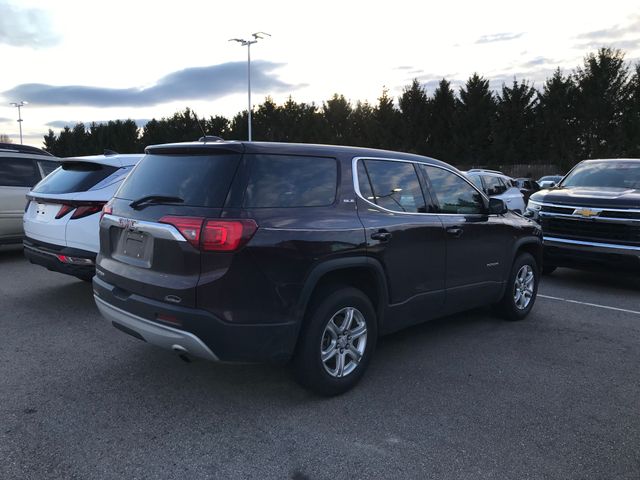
[562,161,640,189]
[362,160,426,213]
[32,162,118,194]
[38,160,59,177]
[424,166,485,214]
[0,158,39,187]
[244,154,337,208]
[117,154,241,207]
[483,176,507,195]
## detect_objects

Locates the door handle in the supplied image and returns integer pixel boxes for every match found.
[371,230,392,242]
[446,226,463,238]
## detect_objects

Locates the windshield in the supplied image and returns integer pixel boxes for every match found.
[561,161,640,189]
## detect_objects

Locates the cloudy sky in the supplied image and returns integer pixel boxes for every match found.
[0,0,639,146]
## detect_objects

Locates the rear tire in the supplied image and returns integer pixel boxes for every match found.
[293,286,377,396]
[496,252,538,321]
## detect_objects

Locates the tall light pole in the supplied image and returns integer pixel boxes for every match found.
[229,32,271,141]
[10,101,27,144]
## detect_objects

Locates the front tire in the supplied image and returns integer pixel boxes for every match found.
[496,252,539,321]
[293,286,377,396]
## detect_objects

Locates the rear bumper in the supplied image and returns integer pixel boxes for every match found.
[543,236,640,271]
[23,237,96,279]
[94,296,219,361]
[93,276,299,363]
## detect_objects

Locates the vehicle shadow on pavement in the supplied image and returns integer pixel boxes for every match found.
[544,267,640,291]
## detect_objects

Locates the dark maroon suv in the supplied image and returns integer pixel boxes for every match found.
[93,139,542,395]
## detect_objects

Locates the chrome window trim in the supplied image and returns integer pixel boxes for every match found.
[101,213,186,242]
[351,156,489,216]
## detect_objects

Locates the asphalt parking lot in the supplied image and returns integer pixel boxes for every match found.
[1,245,639,480]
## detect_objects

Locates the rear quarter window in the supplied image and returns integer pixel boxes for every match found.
[32,162,118,194]
[0,158,39,187]
[244,154,337,208]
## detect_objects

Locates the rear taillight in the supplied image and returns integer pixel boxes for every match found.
[100,200,113,221]
[159,216,257,251]
[202,219,258,251]
[55,204,74,219]
[71,203,105,219]
[160,216,204,248]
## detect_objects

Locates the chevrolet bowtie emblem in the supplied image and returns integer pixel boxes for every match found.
[573,208,600,218]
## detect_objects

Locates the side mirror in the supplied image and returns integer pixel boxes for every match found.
[488,197,508,215]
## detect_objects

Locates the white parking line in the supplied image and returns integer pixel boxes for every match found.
[538,294,640,316]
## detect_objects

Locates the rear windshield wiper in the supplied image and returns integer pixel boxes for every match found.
[129,195,184,210]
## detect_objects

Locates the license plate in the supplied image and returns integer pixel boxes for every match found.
[122,231,147,259]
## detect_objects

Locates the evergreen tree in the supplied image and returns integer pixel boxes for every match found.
[493,79,538,165]
[43,129,57,153]
[623,63,640,157]
[350,101,375,148]
[323,94,353,145]
[398,79,429,154]
[536,68,579,169]
[372,88,401,150]
[427,79,457,161]
[574,47,630,158]
[454,73,496,165]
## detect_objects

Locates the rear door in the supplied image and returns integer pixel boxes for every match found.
[355,158,446,329]
[420,165,508,313]
[96,148,242,308]
[0,157,39,241]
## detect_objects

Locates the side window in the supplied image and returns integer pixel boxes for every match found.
[0,158,39,187]
[38,160,59,178]
[244,154,337,208]
[357,161,374,201]
[359,159,426,213]
[484,176,507,196]
[423,166,485,214]
[468,174,484,192]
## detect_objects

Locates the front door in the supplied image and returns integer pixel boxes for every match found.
[420,165,508,313]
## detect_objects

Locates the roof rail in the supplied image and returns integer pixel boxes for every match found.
[104,149,119,156]
[0,142,54,157]
[467,168,503,175]
[199,136,224,143]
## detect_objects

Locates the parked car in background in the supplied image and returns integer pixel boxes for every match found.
[23,151,143,281]
[526,158,640,274]
[93,140,542,395]
[538,175,563,189]
[465,169,526,213]
[515,178,540,203]
[0,143,59,245]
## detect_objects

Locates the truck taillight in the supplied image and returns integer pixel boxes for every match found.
[159,217,257,251]
[202,219,258,251]
[100,200,113,221]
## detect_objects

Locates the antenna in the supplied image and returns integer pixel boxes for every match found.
[192,111,207,138]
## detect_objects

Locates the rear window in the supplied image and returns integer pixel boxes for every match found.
[32,162,118,194]
[244,154,337,208]
[117,153,241,207]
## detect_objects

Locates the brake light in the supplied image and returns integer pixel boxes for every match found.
[159,216,257,251]
[71,203,104,219]
[202,219,258,251]
[101,201,113,220]
[160,216,204,248]
[55,204,74,219]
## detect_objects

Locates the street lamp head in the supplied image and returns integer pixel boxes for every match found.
[252,32,271,40]
[229,38,248,45]
[10,101,27,107]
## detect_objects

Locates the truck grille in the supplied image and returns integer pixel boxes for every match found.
[541,216,640,246]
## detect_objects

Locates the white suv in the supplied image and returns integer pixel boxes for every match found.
[23,151,143,280]
[465,169,526,213]
[0,143,59,245]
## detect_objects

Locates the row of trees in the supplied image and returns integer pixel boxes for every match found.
[43,48,640,171]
